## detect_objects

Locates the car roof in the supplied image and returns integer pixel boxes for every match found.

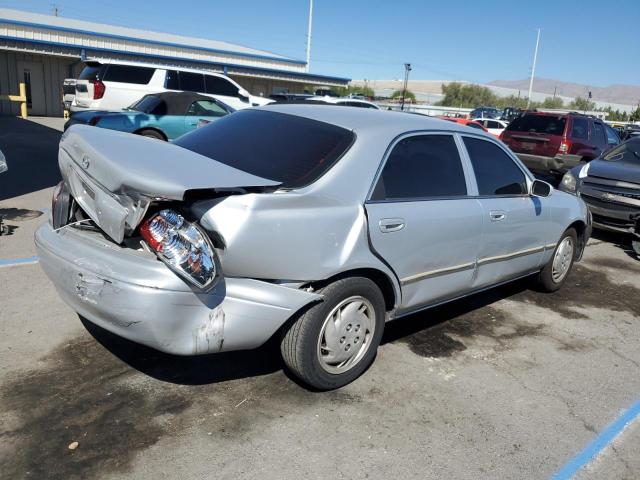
[259,104,488,136]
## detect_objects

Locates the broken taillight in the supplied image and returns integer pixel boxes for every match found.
[140,209,218,290]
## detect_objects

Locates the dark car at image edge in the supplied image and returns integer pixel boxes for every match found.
[500,111,620,177]
[559,137,640,238]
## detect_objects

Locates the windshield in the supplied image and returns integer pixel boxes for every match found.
[604,138,640,164]
[174,110,355,189]
[506,114,566,135]
[128,95,164,114]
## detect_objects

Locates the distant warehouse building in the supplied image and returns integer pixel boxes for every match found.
[0,8,349,116]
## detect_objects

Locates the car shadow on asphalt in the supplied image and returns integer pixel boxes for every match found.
[591,228,639,261]
[381,277,530,345]
[80,317,285,386]
[81,277,533,387]
[0,117,62,201]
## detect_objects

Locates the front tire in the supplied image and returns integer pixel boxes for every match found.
[535,228,577,292]
[281,277,385,390]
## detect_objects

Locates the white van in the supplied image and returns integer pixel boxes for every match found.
[72,61,271,112]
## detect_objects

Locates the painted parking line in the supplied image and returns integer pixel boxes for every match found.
[551,400,640,480]
[0,256,39,268]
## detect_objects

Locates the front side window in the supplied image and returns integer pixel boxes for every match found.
[187,100,228,117]
[204,75,239,97]
[102,65,154,84]
[174,110,354,189]
[463,137,527,195]
[371,135,467,201]
[179,72,205,92]
[571,117,589,140]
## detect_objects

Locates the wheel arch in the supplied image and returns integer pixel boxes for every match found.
[133,127,168,141]
[567,219,588,260]
[305,267,398,312]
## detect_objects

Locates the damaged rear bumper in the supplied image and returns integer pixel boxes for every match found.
[515,153,584,175]
[35,223,321,355]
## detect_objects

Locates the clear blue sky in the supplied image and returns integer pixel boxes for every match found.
[4,0,639,86]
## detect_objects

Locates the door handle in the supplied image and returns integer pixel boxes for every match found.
[379,218,405,232]
[489,211,506,221]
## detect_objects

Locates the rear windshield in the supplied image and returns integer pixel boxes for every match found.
[78,64,104,81]
[174,110,355,189]
[506,115,566,135]
[129,95,164,114]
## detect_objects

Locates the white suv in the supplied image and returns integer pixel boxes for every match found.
[72,61,271,112]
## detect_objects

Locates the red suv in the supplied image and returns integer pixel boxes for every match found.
[500,112,620,176]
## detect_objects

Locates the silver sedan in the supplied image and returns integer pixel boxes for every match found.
[36,105,591,389]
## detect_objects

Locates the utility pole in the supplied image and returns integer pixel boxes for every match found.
[52,4,60,16]
[305,0,313,73]
[526,28,541,110]
[401,63,411,111]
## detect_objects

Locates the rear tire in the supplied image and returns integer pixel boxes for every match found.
[534,228,577,292]
[281,277,385,390]
[137,129,165,141]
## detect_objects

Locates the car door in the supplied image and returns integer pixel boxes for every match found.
[204,74,249,110]
[184,100,230,136]
[365,133,484,311]
[461,135,551,288]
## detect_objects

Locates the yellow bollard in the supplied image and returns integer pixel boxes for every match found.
[18,82,27,119]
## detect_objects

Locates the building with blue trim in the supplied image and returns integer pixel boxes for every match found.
[0,8,349,116]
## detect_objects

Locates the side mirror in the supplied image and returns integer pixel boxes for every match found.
[237,88,250,102]
[531,179,552,197]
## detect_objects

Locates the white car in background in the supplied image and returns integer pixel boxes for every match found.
[472,118,509,138]
[72,61,271,113]
[307,96,380,109]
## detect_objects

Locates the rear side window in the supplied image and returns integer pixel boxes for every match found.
[506,115,566,135]
[179,72,205,92]
[371,135,467,201]
[187,100,228,117]
[165,70,179,90]
[174,110,354,189]
[464,137,527,195]
[570,117,588,140]
[103,65,154,84]
[205,75,239,96]
[605,125,620,145]
[593,122,606,144]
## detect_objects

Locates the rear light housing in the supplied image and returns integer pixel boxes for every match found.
[91,79,105,100]
[140,209,218,290]
[558,138,572,154]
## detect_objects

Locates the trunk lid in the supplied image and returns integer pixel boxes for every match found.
[59,125,280,242]
[502,114,567,158]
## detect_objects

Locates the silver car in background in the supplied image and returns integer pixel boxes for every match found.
[35,105,591,389]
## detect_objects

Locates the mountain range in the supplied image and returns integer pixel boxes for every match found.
[488,78,640,107]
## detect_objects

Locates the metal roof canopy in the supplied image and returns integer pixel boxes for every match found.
[0,8,350,86]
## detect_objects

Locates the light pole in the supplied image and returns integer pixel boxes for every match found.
[527,28,541,110]
[401,63,412,111]
[305,0,313,73]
